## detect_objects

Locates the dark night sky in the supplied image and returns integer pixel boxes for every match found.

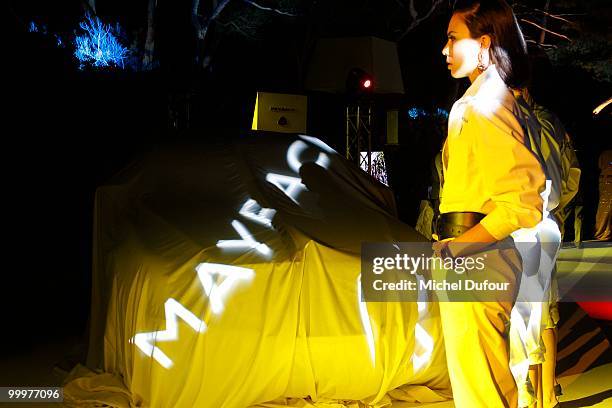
[4,1,611,354]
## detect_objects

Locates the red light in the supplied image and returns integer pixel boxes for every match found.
[362,79,371,89]
[578,302,612,320]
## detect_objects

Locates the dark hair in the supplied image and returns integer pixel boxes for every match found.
[453,0,530,89]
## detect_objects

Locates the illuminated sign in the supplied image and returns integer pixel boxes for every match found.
[239,198,276,229]
[131,136,433,372]
[130,298,208,369]
[196,263,256,315]
[132,137,333,366]
[216,219,273,257]
[131,263,255,368]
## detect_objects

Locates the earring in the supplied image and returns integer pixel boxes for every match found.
[477,50,488,72]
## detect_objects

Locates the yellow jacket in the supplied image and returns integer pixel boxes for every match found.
[440,65,546,240]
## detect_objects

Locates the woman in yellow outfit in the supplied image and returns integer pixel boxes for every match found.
[433,1,546,406]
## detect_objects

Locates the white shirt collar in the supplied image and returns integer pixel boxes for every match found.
[457,64,508,104]
[461,64,508,99]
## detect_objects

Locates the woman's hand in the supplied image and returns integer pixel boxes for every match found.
[434,223,499,258]
[432,239,452,258]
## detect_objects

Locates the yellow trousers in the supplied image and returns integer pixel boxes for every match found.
[439,301,517,407]
[435,241,520,407]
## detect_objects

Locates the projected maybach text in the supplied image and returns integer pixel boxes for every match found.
[130,138,434,371]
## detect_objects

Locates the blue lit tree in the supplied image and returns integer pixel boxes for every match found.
[74,14,129,69]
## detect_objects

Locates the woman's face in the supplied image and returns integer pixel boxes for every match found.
[442,13,481,79]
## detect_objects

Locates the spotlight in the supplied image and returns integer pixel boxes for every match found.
[346,68,374,96]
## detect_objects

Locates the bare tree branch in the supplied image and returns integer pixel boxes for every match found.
[397,0,444,41]
[87,0,96,14]
[538,0,549,45]
[211,0,232,20]
[196,0,298,69]
[241,0,297,17]
[191,0,232,69]
[526,39,557,49]
[408,0,418,19]
[194,0,232,41]
[192,0,204,39]
[217,19,256,38]
[534,8,574,25]
[520,18,572,42]
[142,0,156,69]
[80,0,96,15]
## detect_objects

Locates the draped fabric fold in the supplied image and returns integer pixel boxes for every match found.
[66,133,450,407]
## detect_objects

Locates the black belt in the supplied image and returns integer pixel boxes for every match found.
[435,212,485,240]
